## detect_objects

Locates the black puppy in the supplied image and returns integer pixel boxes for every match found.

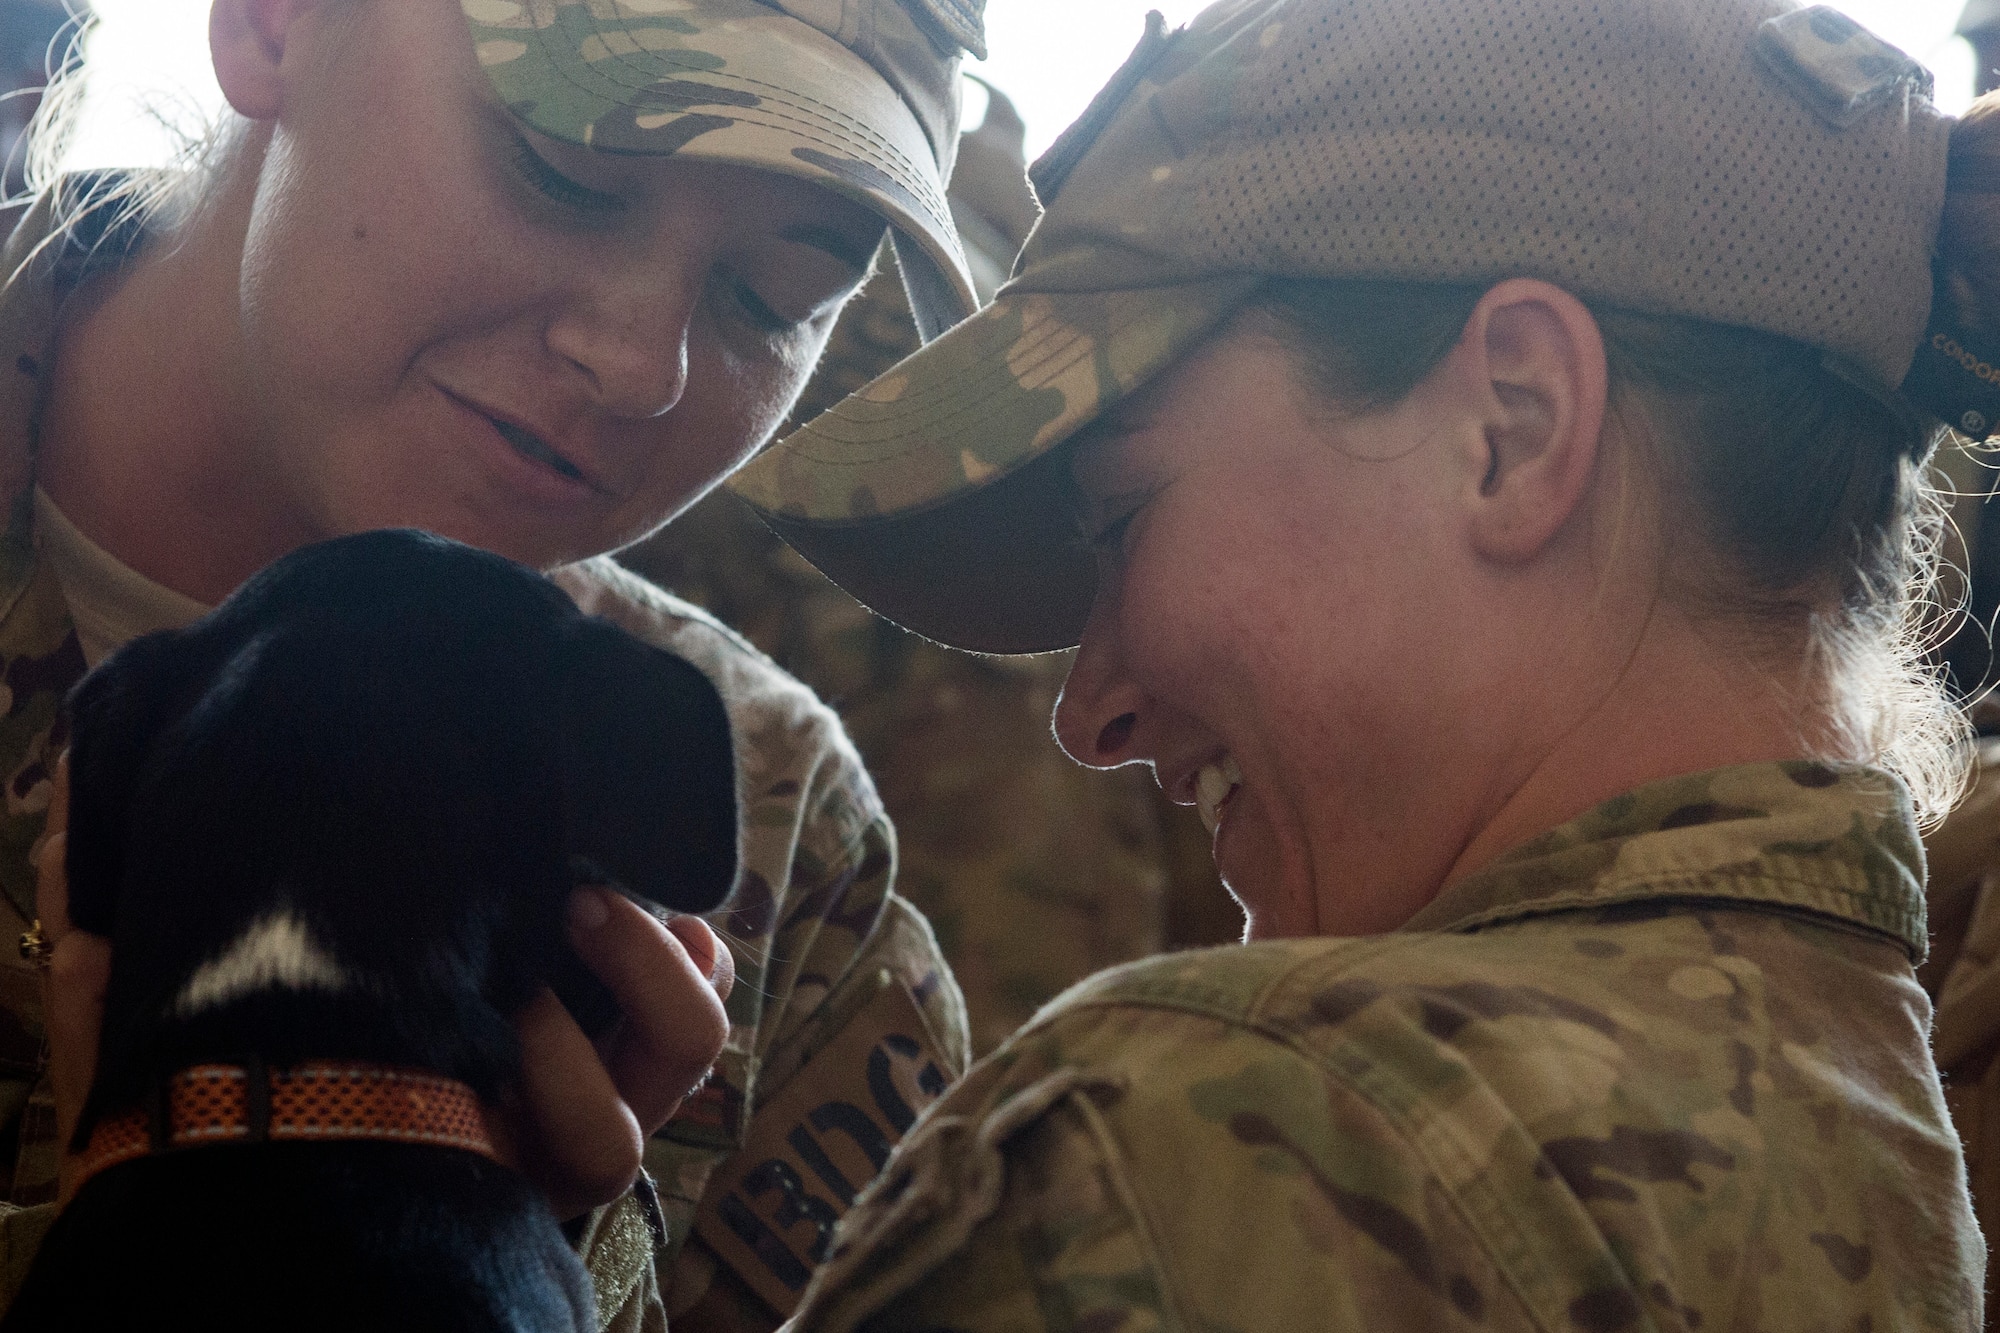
[1,530,739,1332]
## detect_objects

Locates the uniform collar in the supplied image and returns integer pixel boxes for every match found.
[1402,761,1928,960]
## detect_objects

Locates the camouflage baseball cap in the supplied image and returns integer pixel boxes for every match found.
[732,0,1949,653]
[462,0,982,339]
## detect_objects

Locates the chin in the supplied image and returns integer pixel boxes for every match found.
[1216,828,1313,941]
[1220,880,1283,943]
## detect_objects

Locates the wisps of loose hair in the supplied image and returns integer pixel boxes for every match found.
[1252,277,1970,825]
[11,1,242,282]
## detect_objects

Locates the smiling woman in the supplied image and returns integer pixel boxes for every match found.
[734,0,1990,1327]
[0,1,985,1330]
[40,26,898,587]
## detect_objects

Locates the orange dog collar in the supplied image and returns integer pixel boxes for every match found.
[75,1062,499,1194]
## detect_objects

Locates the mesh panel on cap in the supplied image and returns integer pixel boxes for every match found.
[1161,0,1945,387]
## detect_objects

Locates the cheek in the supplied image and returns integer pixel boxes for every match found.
[699,323,821,440]
[711,329,821,445]
[242,159,476,410]
[1112,501,1329,716]
[609,330,822,534]
[1110,560,1237,701]
[239,68,558,419]
[721,316,833,436]
[1118,482,1440,793]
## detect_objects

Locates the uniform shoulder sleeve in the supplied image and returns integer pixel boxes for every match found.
[554,558,930,1075]
[553,556,965,1066]
[788,969,1540,1333]
[552,560,968,1327]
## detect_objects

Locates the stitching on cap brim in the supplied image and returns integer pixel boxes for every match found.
[518,17,951,228]
[530,16,906,169]
[769,279,1256,519]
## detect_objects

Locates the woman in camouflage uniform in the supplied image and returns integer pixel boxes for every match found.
[732,0,1994,1327]
[0,1,986,1329]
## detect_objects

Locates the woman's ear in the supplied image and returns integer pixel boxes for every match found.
[210,0,324,120]
[1456,279,1611,564]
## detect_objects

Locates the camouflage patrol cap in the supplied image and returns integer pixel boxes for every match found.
[462,0,982,339]
[732,0,1950,653]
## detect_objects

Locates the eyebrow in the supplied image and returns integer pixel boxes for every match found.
[780,223,882,273]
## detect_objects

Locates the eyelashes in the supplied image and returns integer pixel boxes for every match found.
[1071,501,1142,555]
[502,128,819,342]
[508,135,626,215]
[729,277,798,334]
[1071,478,1168,558]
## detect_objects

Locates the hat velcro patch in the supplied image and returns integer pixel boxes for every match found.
[904,0,988,60]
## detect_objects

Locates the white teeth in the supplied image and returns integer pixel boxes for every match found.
[1195,756,1244,834]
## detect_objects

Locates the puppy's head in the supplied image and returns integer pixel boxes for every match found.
[64,529,740,952]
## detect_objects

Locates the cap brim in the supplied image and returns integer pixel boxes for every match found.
[759,445,1090,654]
[467,0,977,332]
[733,275,1259,651]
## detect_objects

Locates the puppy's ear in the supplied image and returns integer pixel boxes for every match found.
[557,620,739,914]
[62,634,189,935]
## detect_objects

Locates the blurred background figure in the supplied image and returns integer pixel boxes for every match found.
[0,0,79,197]
[628,83,1235,1059]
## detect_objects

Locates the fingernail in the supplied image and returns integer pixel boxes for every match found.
[568,889,611,933]
[668,916,721,978]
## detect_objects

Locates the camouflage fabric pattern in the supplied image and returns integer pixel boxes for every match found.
[786,762,1985,1333]
[730,276,1255,526]
[462,0,978,325]
[1918,736,2000,1325]
[558,561,972,1333]
[0,190,973,1332]
[736,0,1953,656]
[725,3,1262,546]
[725,2,1261,653]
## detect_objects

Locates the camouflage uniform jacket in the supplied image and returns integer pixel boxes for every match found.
[787,762,1985,1333]
[0,188,971,1332]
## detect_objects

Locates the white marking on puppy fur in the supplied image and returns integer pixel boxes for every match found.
[174,911,350,1016]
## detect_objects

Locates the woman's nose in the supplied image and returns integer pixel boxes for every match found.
[544,263,697,420]
[1052,604,1151,769]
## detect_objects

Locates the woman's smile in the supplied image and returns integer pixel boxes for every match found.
[434,384,616,511]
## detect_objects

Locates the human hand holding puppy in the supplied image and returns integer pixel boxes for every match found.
[34,751,735,1219]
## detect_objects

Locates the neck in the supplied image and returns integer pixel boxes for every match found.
[36,143,318,605]
[1442,606,1838,891]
